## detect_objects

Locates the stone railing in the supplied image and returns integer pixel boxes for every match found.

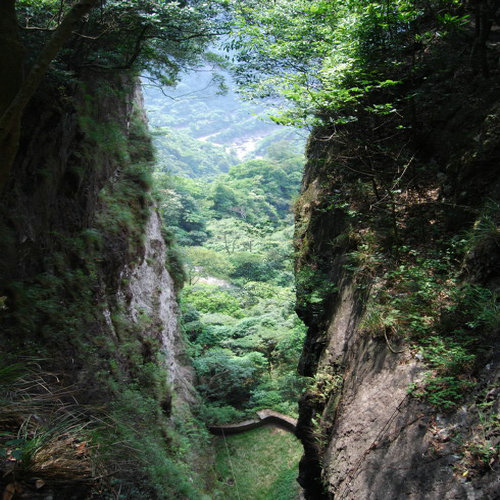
[208,409,297,435]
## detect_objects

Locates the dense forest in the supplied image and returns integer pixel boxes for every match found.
[149,86,307,421]
[1,1,499,499]
[144,75,308,497]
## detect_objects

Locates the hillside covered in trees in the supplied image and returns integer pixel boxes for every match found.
[150,116,307,424]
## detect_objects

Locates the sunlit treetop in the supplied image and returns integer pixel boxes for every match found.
[226,0,471,126]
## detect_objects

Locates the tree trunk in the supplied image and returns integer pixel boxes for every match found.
[0,0,100,192]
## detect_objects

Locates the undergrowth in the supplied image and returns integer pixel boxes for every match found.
[0,93,208,498]
[357,202,499,411]
[214,426,302,500]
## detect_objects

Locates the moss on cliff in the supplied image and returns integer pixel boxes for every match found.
[294,17,500,500]
[0,75,213,499]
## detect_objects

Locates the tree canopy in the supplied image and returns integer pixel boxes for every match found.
[0,0,229,189]
[228,0,489,125]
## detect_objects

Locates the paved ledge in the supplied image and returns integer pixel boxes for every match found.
[208,409,297,435]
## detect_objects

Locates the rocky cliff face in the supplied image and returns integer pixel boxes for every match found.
[0,73,210,498]
[294,30,500,500]
[117,209,197,405]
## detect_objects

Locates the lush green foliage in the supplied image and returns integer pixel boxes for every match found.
[17,0,228,84]
[8,0,496,495]
[228,0,471,125]
[1,196,212,498]
[151,102,307,422]
[174,163,308,420]
[153,126,238,179]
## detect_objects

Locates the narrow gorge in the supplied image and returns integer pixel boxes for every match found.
[1,1,499,500]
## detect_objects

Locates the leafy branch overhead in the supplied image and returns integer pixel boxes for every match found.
[228,0,495,125]
[0,0,229,190]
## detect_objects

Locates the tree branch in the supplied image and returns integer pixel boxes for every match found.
[0,0,100,191]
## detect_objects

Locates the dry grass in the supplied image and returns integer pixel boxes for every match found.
[0,361,98,488]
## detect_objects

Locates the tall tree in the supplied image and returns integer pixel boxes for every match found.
[0,0,226,191]
[0,0,100,190]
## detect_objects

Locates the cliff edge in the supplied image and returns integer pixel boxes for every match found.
[294,16,500,500]
[0,74,211,499]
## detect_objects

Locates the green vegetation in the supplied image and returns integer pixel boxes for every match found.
[1,208,212,497]
[14,0,226,83]
[145,66,309,498]
[357,209,499,411]
[144,69,302,172]
[0,73,214,497]
[153,126,238,179]
[214,426,302,500]
[153,137,308,423]
[225,5,499,491]
[0,354,213,499]
[2,0,498,497]
[231,0,498,415]
[456,390,500,478]
[0,0,231,188]
[229,0,477,126]
[148,76,308,423]
[2,0,311,494]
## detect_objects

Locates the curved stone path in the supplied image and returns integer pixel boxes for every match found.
[208,409,297,435]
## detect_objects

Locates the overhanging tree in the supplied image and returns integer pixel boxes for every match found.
[228,0,494,126]
[0,0,227,191]
[0,0,100,189]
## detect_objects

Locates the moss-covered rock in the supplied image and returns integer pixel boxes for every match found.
[0,74,214,499]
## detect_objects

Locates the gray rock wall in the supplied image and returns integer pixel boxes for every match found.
[118,209,197,405]
[294,84,500,499]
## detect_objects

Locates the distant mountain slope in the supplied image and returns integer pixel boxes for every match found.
[143,68,305,178]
